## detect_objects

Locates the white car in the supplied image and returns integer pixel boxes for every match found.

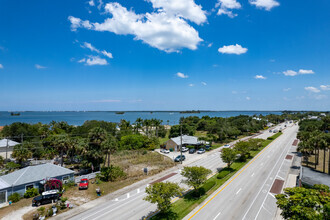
[181,147,189,152]
[161,149,170,154]
[197,148,205,154]
[223,144,231,148]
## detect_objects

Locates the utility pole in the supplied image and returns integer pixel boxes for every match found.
[5,138,8,160]
[180,122,183,164]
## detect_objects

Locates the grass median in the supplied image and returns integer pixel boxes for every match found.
[150,132,282,220]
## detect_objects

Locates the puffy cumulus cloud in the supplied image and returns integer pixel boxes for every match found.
[283,69,315,76]
[81,42,113,59]
[88,0,95,6]
[283,70,297,76]
[320,85,330,91]
[215,0,241,18]
[147,0,207,25]
[218,44,247,55]
[249,0,279,11]
[0,64,3,69]
[35,64,46,69]
[69,2,203,52]
[176,72,188,78]
[299,69,314,74]
[201,82,207,86]
[255,75,266,79]
[304,86,320,93]
[79,56,108,66]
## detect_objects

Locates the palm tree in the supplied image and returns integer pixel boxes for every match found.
[102,136,118,167]
[54,135,70,166]
[134,118,143,134]
[317,133,328,173]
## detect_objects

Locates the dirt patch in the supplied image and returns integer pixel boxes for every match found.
[2,205,35,220]
[150,173,177,184]
[286,155,293,160]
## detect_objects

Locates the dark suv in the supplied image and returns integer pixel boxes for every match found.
[32,191,61,206]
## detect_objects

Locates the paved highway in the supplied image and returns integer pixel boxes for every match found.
[185,124,298,220]
[56,123,288,220]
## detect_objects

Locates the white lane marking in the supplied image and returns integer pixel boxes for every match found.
[83,192,147,220]
[276,175,284,180]
[268,193,275,198]
[236,188,242,195]
[242,131,294,220]
[213,212,221,220]
[114,198,118,201]
[260,163,264,166]
[127,193,130,198]
[137,188,140,193]
[251,173,255,177]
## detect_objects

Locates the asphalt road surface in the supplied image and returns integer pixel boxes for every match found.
[185,124,298,220]
[66,123,290,220]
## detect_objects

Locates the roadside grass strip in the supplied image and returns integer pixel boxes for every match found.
[149,132,282,220]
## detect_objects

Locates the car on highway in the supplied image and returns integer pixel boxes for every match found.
[160,148,170,154]
[197,148,205,154]
[223,144,230,148]
[79,178,89,190]
[32,190,61,206]
[181,147,189,152]
[174,155,186,162]
[189,148,196,154]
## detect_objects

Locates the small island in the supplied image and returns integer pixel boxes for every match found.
[179,110,201,114]
[115,111,125,115]
[10,112,21,116]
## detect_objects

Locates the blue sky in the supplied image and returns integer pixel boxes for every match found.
[0,0,329,111]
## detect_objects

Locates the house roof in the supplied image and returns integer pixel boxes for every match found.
[0,139,20,148]
[0,163,74,189]
[170,135,201,146]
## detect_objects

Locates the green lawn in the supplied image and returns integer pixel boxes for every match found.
[151,132,282,220]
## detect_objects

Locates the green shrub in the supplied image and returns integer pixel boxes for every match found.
[24,188,39,198]
[60,197,68,209]
[47,207,53,217]
[201,180,215,192]
[217,168,233,179]
[37,207,45,216]
[100,165,126,182]
[8,192,21,203]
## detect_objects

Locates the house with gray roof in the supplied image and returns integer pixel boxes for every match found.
[165,135,204,151]
[0,163,74,204]
[0,138,20,159]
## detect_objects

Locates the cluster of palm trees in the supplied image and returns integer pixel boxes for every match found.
[132,118,164,137]
[298,129,330,174]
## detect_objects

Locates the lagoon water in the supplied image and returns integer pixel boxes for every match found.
[0,111,282,126]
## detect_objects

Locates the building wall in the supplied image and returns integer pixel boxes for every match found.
[165,140,178,152]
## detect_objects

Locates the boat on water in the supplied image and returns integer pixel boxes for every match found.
[10,112,20,116]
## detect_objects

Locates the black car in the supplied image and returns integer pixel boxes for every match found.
[174,155,186,162]
[189,148,196,154]
[32,191,61,206]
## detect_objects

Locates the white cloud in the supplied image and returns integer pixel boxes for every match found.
[88,0,95,6]
[255,75,266,79]
[218,44,247,55]
[320,85,330,91]
[283,88,291,92]
[298,69,314,74]
[35,64,46,69]
[147,0,207,25]
[78,58,86,63]
[215,0,241,18]
[189,83,195,87]
[283,70,297,76]
[80,56,108,66]
[315,95,327,100]
[201,82,207,86]
[177,72,188,78]
[92,99,121,103]
[305,86,320,93]
[208,43,213,47]
[81,42,113,59]
[249,0,279,11]
[283,69,315,76]
[246,97,251,100]
[0,64,3,69]
[68,2,203,52]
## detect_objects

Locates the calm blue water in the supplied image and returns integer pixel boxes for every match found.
[0,111,282,126]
